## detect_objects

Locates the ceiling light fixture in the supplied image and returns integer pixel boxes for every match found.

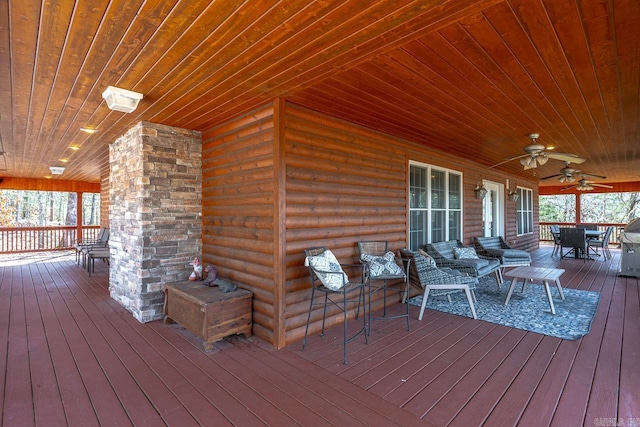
[102,86,143,113]
[69,145,80,150]
[49,166,65,175]
[80,127,99,134]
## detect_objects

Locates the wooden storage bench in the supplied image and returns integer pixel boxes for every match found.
[164,281,252,351]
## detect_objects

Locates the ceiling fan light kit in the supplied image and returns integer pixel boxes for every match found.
[562,178,613,192]
[541,161,606,183]
[490,132,585,170]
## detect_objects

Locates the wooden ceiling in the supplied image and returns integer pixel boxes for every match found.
[1,0,638,187]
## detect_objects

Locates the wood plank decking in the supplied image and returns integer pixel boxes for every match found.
[0,246,638,426]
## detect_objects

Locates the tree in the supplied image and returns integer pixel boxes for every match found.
[582,192,640,223]
[66,193,77,225]
[539,195,575,222]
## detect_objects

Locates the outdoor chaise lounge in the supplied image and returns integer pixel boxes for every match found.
[474,236,531,280]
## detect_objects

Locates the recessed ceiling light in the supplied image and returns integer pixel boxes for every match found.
[59,158,68,163]
[80,127,99,134]
[69,145,80,150]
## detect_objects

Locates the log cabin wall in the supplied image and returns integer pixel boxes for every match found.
[282,103,538,346]
[201,100,538,349]
[283,103,409,346]
[201,102,279,345]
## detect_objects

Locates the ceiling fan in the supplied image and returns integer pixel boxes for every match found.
[490,133,585,170]
[561,178,613,191]
[540,162,606,183]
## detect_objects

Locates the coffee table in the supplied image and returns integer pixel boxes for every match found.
[503,266,565,314]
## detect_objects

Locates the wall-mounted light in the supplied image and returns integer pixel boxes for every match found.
[102,86,143,113]
[475,182,488,200]
[508,189,520,202]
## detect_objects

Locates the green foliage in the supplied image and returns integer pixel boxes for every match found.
[540,192,640,224]
[0,190,100,227]
[581,192,640,223]
[539,195,576,223]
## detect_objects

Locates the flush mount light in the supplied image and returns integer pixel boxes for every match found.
[69,145,80,150]
[80,127,99,134]
[49,166,65,175]
[101,86,144,113]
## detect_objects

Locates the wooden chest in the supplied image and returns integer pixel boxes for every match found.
[164,281,252,351]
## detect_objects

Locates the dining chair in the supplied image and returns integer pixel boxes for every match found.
[560,227,588,261]
[588,226,614,260]
[550,225,561,257]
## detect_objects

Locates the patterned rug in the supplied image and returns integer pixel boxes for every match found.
[407,277,600,340]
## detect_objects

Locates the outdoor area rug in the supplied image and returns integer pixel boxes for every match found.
[407,278,600,340]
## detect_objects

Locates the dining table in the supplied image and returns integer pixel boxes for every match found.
[556,227,605,260]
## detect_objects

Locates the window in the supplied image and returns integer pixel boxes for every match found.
[517,187,533,235]
[409,162,462,250]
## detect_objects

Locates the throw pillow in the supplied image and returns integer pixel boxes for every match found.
[418,248,437,266]
[361,251,405,278]
[453,246,479,259]
[305,250,348,291]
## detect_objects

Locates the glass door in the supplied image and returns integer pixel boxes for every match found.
[482,181,504,237]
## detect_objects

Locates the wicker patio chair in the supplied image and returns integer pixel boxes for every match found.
[424,240,502,288]
[399,249,477,320]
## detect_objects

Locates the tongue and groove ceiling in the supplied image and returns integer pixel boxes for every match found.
[1,0,637,186]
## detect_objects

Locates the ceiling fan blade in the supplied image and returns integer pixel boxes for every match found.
[488,154,528,168]
[561,185,577,191]
[547,152,586,164]
[579,173,607,180]
[540,173,564,180]
[592,183,613,188]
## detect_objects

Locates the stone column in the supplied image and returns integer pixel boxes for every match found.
[109,122,202,322]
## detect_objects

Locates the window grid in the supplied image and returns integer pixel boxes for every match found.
[517,187,533,235]
[409,162,462,250]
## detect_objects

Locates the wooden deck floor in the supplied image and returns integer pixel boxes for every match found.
[0,246,638,426]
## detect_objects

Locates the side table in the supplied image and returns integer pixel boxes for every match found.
[503,266,565,315]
